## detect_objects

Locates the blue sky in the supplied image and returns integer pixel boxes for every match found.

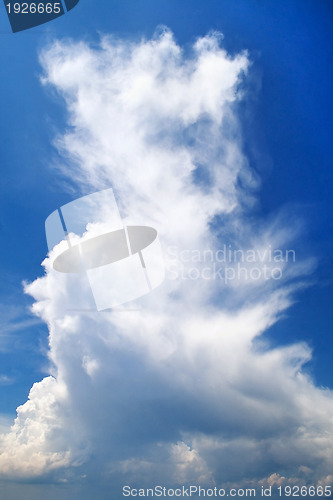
[0,0,332,497]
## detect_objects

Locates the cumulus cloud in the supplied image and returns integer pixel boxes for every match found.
[0,377,70,477]
[0,28,332,494]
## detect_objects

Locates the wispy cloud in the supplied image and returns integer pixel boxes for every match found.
[0,375,14,386]
[0,303,42,351]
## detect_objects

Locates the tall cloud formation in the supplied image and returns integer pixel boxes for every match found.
[0,29,332,493]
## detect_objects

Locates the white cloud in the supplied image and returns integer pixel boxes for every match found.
[0,377,71,477]
[0,28,331,493]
